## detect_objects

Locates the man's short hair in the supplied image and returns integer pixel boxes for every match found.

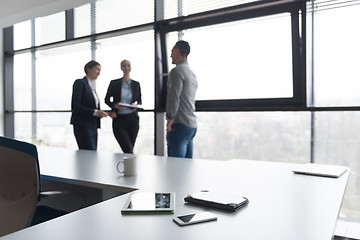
[84,60,101,74]
[174,40,191,57]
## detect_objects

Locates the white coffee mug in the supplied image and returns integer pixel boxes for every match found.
[117,156,137,176]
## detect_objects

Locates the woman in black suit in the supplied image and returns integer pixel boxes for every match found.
[105,60,142,153]
[70,60,108,150]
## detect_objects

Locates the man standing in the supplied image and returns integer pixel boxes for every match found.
[166,40,198,158]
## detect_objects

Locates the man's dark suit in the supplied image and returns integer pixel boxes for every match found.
[70,77,101,150]
[105,78,142,153]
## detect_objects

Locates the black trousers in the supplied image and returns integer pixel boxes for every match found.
[73,125,98,150]
[112,112,139,153]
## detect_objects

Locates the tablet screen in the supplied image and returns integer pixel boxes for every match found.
[122,192,175,214]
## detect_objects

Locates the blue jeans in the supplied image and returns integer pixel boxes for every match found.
[166,123,197,158]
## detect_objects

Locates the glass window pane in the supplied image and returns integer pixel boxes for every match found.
[167,14,293,100]
[36,112,75,147]
[313,5,360,107]
[183,0,258,16]
[134,112,154,155]
[14,53,32,111]
[74,3,91,38]
[31,112,154,154]
[35,43,91,110]
[14,113,33,141]
[14,20,32,50]
[164,0,260,19]
[193,112,311,162]
[95,0,154,34]
[96,30,155,110]
[313,111,360,220]
[35,12,66,45]
[164,0,179,20]
[97,112,154,153]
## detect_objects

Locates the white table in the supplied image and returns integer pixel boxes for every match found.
[0,147,350,240]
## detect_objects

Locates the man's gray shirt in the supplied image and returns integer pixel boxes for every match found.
[166,60,198,128]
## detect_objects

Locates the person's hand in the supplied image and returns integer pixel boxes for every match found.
[108,111,117,118]
[95,110,108,118]
[166,120,174,132]
[131,102,138,112]
[113,102,124,111]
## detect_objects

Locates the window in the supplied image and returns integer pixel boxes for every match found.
[74,3,92,38]
[164,0,260,19]
[133,112,154,154]
[194,112,310,162]
[36,112,74,147]
[184,0,258,15]
[313,111,360,219]
[14,113,33,141]
[35,43,91,111]
[168,14,293,101]
[96,30,155,110]
[14,53,32,111]
[95,0,154,34]
[35,12,66,45]
[96,112,154,154]
[312,3,360,107]
[13,20,32,50]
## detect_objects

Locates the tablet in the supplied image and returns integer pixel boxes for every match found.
[121,192,175,214]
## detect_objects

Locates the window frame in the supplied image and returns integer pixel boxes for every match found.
[155,0,307,111]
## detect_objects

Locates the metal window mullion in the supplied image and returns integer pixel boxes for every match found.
[155,0,166,156]
[91,2,96,60]
[3,27,15,138]
[31,20,37,139]
[310,0,316,163]
[178,0,184,40]
[65,9,75,40]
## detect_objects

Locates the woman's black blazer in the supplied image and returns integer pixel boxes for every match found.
[70,77,101,128]
[104,78,142,115]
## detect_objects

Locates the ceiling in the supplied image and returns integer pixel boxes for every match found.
[0,0,92,28]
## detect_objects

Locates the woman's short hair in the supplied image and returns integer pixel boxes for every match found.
[84,60,101,74]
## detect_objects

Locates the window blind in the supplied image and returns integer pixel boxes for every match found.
[35,12,66,46]
[309,0,360,12]
[95,0,154,34]
[164,0,259,19]
[74,4,91,38]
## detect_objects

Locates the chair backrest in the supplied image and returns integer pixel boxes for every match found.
[0,136,40,237]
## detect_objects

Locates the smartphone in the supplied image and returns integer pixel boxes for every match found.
[173,211,217,226]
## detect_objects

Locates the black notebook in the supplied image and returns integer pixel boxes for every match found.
[184,191,249,212]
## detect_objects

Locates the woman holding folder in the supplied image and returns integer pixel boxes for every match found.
[105,59,142,153]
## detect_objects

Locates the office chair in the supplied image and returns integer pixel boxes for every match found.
[0,136,85,237]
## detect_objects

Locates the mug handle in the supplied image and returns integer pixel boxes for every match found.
[117,161,124,173]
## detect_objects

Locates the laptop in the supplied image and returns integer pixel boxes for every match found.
[292,163,349,178]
